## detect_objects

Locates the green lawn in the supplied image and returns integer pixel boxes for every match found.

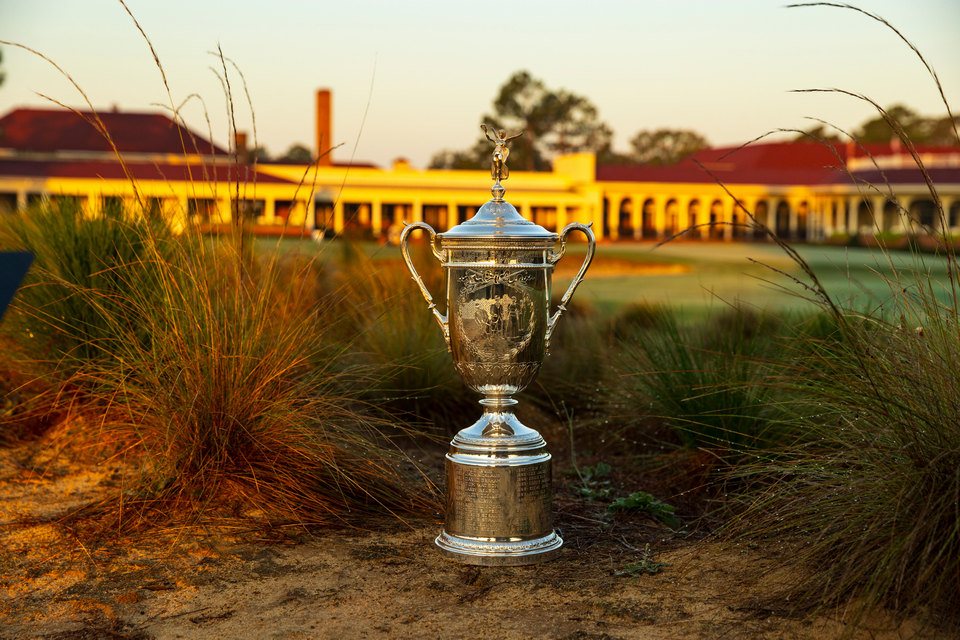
[254,236,958,321]
[556,241,958,320]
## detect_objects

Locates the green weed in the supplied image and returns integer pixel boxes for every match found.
[614,543,670,576]
[564,461,614,501]
[608,491,680,529]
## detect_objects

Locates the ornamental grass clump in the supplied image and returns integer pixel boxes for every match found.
[0,198,178,371]
[724,3,960,628]
[3,0,436,526]
[336,242,467,435]
[612,306,795,452]
[532,295,612,416]
[731,298,960,628]
[73,228,437,528]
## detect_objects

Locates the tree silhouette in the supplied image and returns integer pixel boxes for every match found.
[280,143,313,162]
[628,129,709,166]
[430,71,611,172]
[855,104,959,146]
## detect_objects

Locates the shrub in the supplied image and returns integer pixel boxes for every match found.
[613,306,795,452]
[0,199,178,370]
[726,3,960,627]
[333,243,469,435]
[731,291,960,627]
[78,232,438,526]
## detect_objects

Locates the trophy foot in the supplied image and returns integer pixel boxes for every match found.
[435,530,562,566]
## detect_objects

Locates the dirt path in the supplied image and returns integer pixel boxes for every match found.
[0,438,936,639]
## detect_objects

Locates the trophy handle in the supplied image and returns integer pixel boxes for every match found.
[546,222,596,352]
[400,221,450,351]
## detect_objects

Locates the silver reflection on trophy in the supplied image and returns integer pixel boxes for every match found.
[401,124,595,565]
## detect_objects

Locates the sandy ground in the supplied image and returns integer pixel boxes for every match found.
[0,432,944,639]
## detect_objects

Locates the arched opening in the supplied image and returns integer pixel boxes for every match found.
[775,201,790,237]
[882,200,900,233]
[602,198,611,239]
[687,200,701,239]
[665,199,679,237]
[642,199,656,238]
[753,201,769,240]
[910,199,938,233]
[950,201,960,233]
[709,199,723,240]
[618,199,634,238]
[731,201,747,239]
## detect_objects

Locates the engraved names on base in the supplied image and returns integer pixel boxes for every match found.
[445,458,552,538]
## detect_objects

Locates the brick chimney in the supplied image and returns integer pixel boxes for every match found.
[316,89,332,166]
[235,131,249,163]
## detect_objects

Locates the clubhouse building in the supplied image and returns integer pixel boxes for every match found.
[2,91,958,243]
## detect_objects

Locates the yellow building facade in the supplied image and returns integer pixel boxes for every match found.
[2,106,958,242]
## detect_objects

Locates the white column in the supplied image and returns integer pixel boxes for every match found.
[766,198,778,237]
[830,198,843,235]
[674,196,691,238]
[447,201,459,230]
[372,199,383,236]
[870,195,886,234]
[896,195,914,234]
[263,197,277,225]
[173,196,189,231]
[787,198,800,240]
[653,195,666,239]
[557,203,568,230]
[306,198,316,231]
[631,196,645,240]
[86,194,104,218]
[333,200,344,232]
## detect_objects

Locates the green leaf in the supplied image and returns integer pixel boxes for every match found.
[607,491,681,529]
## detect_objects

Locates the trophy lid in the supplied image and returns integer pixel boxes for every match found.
[440,198,556,240]
[439,124,557,242]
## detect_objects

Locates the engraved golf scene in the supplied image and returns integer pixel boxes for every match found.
[1,2,959,638]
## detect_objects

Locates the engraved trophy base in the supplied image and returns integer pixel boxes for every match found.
[436,397,563,566]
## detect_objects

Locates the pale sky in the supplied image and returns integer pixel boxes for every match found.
[1,1,958,168]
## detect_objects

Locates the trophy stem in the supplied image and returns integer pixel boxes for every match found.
[479,395,518,437]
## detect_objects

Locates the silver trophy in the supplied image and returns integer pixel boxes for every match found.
[401,124,595,565]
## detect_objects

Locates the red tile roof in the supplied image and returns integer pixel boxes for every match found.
[844,167,960,187]
[0,108,228,156]
[597,141,960,186]
[0,159,295,184]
